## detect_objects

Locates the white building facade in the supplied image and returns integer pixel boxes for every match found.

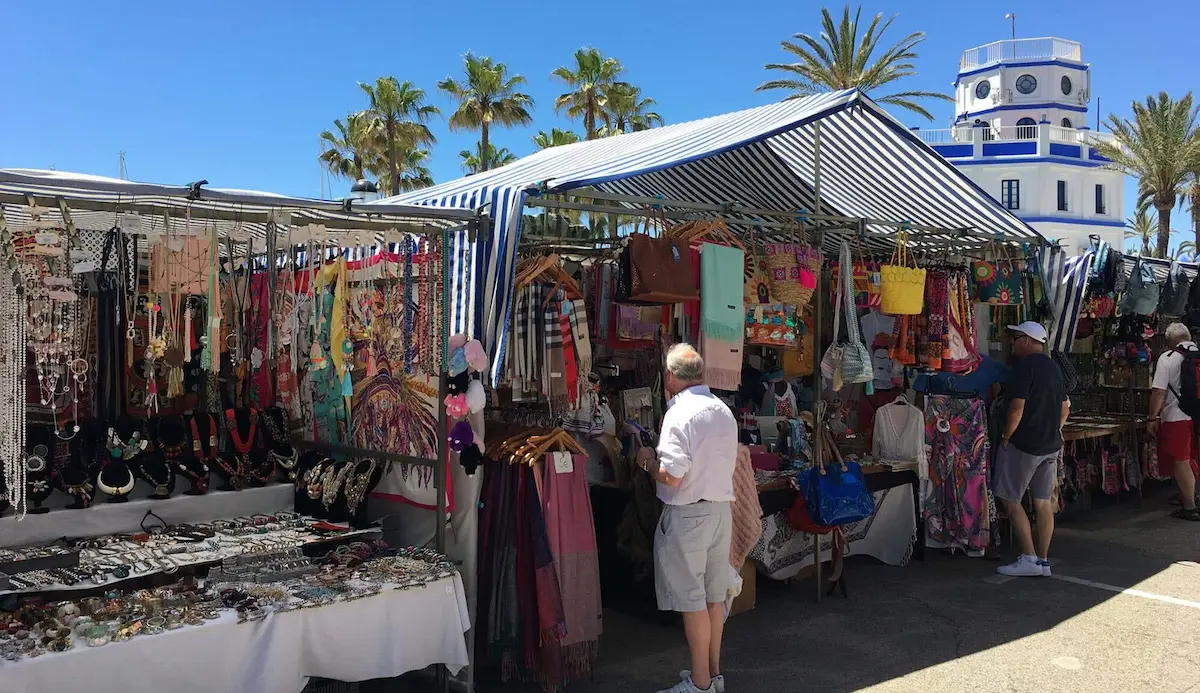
[915,38,1126,253]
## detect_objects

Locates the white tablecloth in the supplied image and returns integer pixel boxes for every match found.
[0,484,294,547]
[749,486,917,581]
[0,573,471,693]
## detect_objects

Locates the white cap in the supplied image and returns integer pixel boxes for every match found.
[1007,321,1048,344]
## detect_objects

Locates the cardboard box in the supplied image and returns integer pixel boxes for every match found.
[730,560,756,616]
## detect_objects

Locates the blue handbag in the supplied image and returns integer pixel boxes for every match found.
[800,459,876,526]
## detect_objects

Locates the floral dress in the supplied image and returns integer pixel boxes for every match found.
[923,394,990,553]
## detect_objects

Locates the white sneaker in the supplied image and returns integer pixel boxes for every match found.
[997,554,1046,577]
[1037,559,1052,577]
[679,670,724,693]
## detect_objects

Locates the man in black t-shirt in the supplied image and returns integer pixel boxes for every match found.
[993,322,1071,578]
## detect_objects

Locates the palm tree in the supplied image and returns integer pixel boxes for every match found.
[459,142,517,174]
[605,83,664,134]
[319,112,375,183]
[532,128,581,149]
[757,5,952,121]
[1185,171,1200,252]
[1094,92,1200,258]
[438,53,534,173]
[374,146,434,193]
[552,48,625,140]
[358,77,440,196]
[1124,202,1157,256]
[1174,240,1196,262]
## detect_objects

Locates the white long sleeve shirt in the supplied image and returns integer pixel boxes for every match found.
[872,398,928,480]
[656,385,738,505]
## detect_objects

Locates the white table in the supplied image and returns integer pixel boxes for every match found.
[0,573,471,693]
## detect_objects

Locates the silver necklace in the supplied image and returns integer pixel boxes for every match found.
[0,252,28,519]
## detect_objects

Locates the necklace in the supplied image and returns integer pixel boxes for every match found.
[0,252,28,518]
[402,237,414,375]
[343,459,378,516]
[226,408,257,455]
[322,461,354,509]
[140,460,173,497]
[214,453,247,491]
[304,459,329,498]
[107,428,147,461]
[190,414,219,461]
[96,463,135,496]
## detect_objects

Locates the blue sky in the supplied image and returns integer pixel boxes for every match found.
[4,0,1198,243]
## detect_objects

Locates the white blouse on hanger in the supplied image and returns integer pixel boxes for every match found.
[872,397,928,481]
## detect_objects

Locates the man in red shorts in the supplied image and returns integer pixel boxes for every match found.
[1148,322,1200,521]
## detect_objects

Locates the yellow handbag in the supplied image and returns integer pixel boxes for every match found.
[879,230,926,315]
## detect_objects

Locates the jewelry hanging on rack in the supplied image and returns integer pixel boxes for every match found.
[402,235,415,375]
[225,408,257,490]
[0,208,29,518]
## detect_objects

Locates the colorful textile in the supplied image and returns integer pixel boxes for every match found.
[545,296,569,413]
[700,243,745,342]
[924,270,949,371]
[559,302,579,410]
[923,395,990,553]
[541,453,602,681]
[730,445,764,567]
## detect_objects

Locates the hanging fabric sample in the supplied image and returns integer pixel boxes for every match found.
[1040,248,1095,353]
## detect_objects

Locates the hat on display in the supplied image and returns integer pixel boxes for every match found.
[448,348,468,376]
[448,420,474,453]
[464,340,488,373]
[466,379,486,413]
[1007,321,1048,344]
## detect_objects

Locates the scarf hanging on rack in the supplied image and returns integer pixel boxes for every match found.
[544,294,570,413]
[700,243,745,342]
[1041,249,1095,352]
[569,298,592,379]
[558,301,579,411]
[540,452,601,680]
[924,270,950,371]
[515,462,567,683]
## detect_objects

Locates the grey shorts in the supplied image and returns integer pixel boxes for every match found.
[653,501,732,612]
[993,444,1059,503]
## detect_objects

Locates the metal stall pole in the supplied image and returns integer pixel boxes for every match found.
[811,120,824,603]
[437,224,450,693]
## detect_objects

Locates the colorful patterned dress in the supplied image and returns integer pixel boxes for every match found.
[923,394,991,553]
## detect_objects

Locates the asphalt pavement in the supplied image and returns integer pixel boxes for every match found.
[378,488,1200,693]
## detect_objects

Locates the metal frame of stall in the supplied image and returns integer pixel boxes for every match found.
[0,175,486,693]
[519,121,1043,602]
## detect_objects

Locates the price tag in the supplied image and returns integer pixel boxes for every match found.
[35,231,61,246]
[71,260,97,274]
[552,451,573,475]
[118,212,141,234]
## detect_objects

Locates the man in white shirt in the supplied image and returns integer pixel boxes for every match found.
[638,344,737,693]
[1148,322,1200,521]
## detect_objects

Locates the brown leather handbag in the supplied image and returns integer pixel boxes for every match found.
[626,233,698,304]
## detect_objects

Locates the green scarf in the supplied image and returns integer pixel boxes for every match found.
[701,243,746,342]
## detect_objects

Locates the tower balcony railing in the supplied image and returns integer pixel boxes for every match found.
[915,124,1116,148]
[960,37,1083,71]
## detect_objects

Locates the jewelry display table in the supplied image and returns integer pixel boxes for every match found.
[0,573,471,693]
[0,483,294,548]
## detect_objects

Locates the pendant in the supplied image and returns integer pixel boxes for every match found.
[154,484,169,497]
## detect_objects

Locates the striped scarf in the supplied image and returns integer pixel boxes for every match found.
[1041,248,1095,353]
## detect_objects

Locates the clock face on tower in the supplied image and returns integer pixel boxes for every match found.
[1016,74,1038,95]
[975,80,991,99]
[1061,75,1073,95]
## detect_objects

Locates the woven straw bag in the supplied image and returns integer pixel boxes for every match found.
[880,230,925,315]
[764,241,821,309]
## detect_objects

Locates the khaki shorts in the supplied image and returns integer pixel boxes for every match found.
[653,501,732,612]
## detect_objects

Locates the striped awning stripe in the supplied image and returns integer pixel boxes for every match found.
[379,89,1047,385]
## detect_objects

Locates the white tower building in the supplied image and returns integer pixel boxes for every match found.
[915,38,1126,253]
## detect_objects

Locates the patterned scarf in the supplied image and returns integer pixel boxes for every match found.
[569,299,592,380]
[544,294,569,413]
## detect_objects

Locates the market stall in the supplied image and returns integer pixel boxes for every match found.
[370,87,1068,688]
[0,169,484,692]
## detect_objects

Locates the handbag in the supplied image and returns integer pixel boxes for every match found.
[879,230,925,314]
[799,449,876,526]
[764,240,821,309]
[836,242,874,386]
[972,241,1024,306]
[786,493,834,534]
[1159,261,1191,317]
[743,231,775,306]
[745,303,801,348]
[1119,257,1160,316]
[626,233,698,304]
[820,257,845,390]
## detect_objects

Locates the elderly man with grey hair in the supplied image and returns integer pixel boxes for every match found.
[637,343,737,693]
[1148,322,1200,521]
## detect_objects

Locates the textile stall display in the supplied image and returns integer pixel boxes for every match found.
[0,170,483,693]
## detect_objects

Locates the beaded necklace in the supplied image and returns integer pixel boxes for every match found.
[402,237,414,375]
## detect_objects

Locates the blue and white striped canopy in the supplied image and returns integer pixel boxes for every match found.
[380,89,1046,385]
